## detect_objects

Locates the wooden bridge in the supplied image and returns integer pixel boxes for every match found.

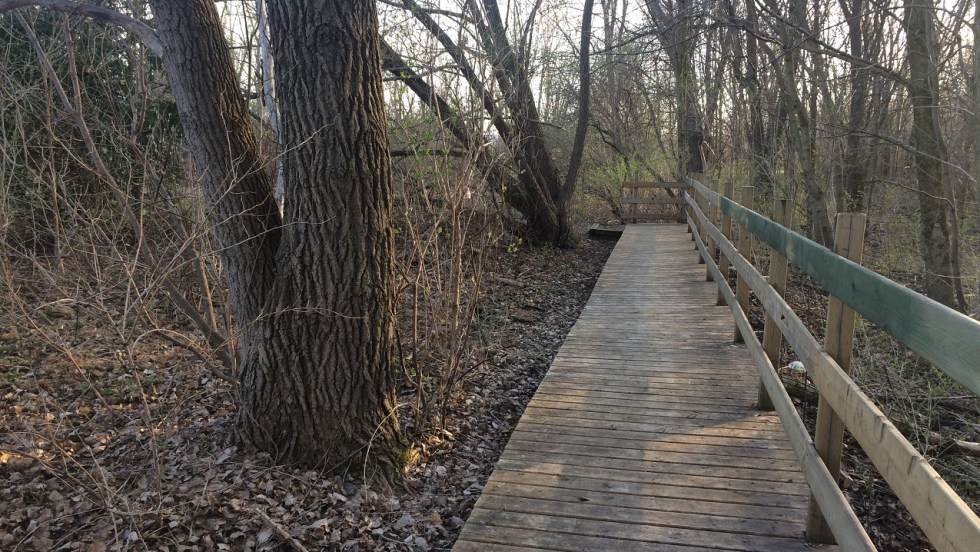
[455,180,980,551]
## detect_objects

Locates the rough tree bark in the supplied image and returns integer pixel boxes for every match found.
[238,0,402,466]
[974,0,980,317]
[149,0,402,466]
[148,0,282,341]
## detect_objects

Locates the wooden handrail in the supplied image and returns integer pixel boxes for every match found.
[685,198,875,550]
[683,177,980,552]
[621,181,689,189]
[688,178,980,396]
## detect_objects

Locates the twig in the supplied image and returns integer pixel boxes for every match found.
[488,274,525,288]
[252,507,311,552]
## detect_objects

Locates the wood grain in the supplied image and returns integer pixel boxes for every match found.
[687,185,979,552]
[454,224,833,551]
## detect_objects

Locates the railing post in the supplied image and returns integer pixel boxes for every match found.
[703,176,716,277]
[716,180,735,306]
[687,175,698,240]
[806,213,868,544]
[758,199,794,411]
[684,181,693,233]
[692,174,706,255]
[733,186,754,343]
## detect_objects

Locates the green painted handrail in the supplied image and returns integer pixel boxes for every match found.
[687,178,980,396]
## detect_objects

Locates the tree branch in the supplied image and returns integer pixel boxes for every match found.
[0,0,163,57]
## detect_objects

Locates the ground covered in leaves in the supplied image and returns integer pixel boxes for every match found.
[0,230,615,551]
[4,223,978,552]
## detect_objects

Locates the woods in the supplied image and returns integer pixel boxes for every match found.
[1,0,979,549]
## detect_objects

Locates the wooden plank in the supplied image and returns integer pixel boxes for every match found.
[466,510,817,552]
[531,381,758,404]
[474,493,804,538]
[759,198,794,410]
[620,197,687,205]
[808,213,867,543]
[717,179,735,305]
[528,394,759,416]
[510,424,798,459]
[490,465,809,509]
[484,472,807,517]
[455,225,821,551]
[733,186,754,343]
[504,437,800,473]
[688,178,980,396]
[620,212,685,222]
[703,176,718,281]
[513,420,794,452]
[458,523,722,552]
[622,181,688,189]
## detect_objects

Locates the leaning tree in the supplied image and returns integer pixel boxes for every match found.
[2,0,405,468]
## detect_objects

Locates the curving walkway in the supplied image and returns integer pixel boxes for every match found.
[454,224,833,551]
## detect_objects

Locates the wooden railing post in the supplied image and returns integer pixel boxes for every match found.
[806,213,868,544]
[758,199,794,411]
[692,174,706,254]
[703,176,717,277]
[716,180,735,306]
[733,186,755,343]
[687,175,698,240]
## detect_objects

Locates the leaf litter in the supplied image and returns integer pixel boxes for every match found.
[1,232,615,551]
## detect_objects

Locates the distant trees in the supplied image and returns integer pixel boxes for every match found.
[383,0,594,247]
[683,0,974,311]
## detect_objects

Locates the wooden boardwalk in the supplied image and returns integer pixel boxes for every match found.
[454,224,828,551]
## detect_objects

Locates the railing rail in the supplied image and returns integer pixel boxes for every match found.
[683,176,980,552]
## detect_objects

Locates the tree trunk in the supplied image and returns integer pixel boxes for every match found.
[389,0,576,247]
[148,0,282,349]
[902,0,958,308]
[643,0,705,175]
[775,0,835,248]
[840,0,870,212]
[974,0,980,317]
[237,0,402,467]
[150,0,402,467]
[472,0,566,245]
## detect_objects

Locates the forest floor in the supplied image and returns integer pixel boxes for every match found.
[0,226,615,551]
[2,223,977,551]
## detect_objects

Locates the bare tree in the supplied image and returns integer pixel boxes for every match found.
[385,0,594,247]
[902,0,960,309]
[642,0,705,174]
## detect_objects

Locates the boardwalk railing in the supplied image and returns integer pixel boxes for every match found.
[683,176,980,552]
[621,181,688,223]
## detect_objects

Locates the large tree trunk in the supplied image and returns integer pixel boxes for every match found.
[148,0,282,354]
[903,0,958,309]
[238,0,402,466]
[150,0,401,467]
